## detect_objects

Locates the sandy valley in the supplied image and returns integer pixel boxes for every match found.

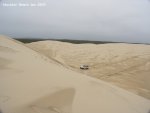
[27,40,150,99]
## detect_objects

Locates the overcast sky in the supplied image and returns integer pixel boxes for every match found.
[0,0,150,43]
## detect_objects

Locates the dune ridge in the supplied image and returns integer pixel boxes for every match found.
[27,40,150,99]
[0,36,150,113]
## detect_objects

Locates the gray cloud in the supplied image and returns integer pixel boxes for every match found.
[0,0,150,43]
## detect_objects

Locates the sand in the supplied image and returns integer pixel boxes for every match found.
[27,40,150,99]
[0,35,150,113]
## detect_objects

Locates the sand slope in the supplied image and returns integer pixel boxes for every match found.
[27,41,150,99]
[0,36,150,113]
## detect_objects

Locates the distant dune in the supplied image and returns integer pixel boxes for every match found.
[27,40,150,99]
[0,35,150,113]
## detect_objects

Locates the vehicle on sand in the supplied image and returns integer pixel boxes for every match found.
[80,65,89,70]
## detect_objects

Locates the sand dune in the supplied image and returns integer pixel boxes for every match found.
[21,88,75,113]
[0,36,150,113]
[27,41,150,99]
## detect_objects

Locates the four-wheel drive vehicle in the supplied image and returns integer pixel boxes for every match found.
[80,65,89,70]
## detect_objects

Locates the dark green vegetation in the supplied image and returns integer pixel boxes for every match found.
[15,38,150,45]
[15,38,121,44]
[51,39,116,44]
[15,38,45,43]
